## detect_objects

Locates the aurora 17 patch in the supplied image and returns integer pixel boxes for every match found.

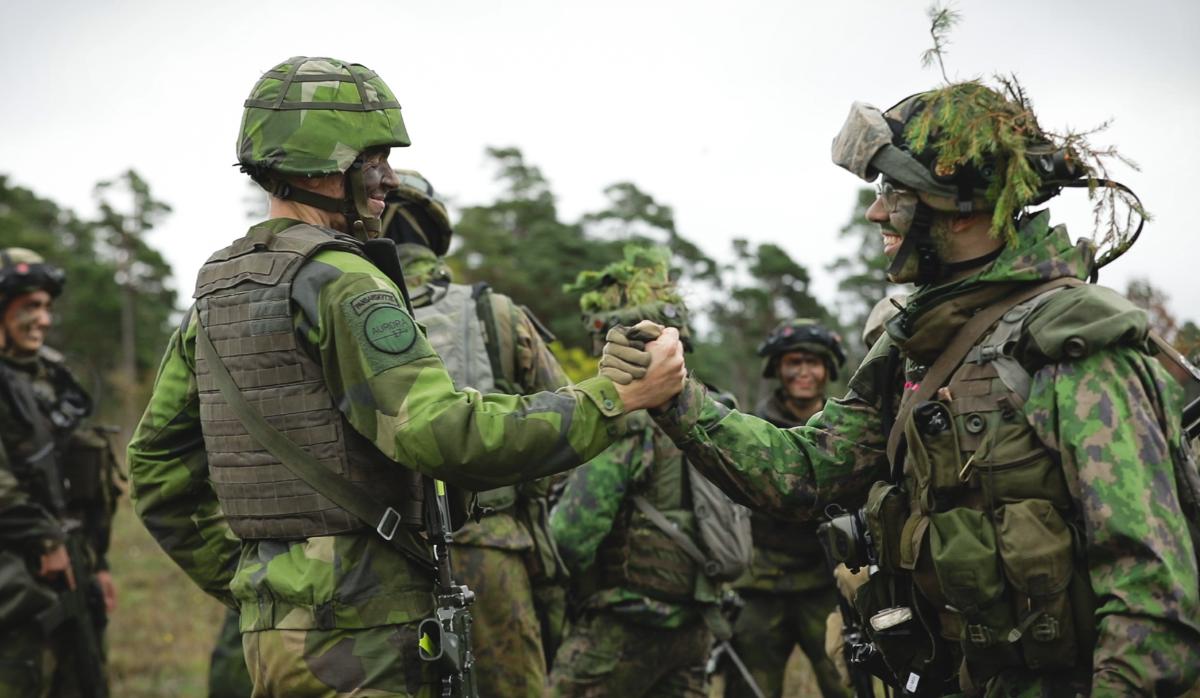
[364,305,418,354]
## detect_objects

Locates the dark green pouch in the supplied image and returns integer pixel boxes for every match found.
[864,481,908,574]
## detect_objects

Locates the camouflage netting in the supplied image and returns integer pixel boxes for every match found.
[565,245,691,345]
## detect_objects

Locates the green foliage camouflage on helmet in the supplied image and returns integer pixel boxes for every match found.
[237,56,410,178]
[0,248,65,304]
[382,170,454,257]
[564,245,691,352]
[757,318,846,380]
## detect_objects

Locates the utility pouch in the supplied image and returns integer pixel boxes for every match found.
[475,485,518,514]
[929,508,1020,681]
[906,401,963,507]
[995,499,1079,670]
[852,572,925,688]
[863,481,907,574]
[60,428,119,509]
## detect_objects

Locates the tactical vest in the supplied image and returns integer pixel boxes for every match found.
[194,224,416,540]
[595,418,702,603]
[410,280,520,512]
[858,285,1104,691]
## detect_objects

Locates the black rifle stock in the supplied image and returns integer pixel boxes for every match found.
[35,528,108,698]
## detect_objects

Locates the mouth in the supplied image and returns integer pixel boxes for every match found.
[881,230,903,257]
[367,196,387,218]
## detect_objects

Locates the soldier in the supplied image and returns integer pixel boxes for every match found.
[547,247,717,698]
[726,319,850,698]
[126,56,682,698]
[0,248,121,697]
[608,81,1200,695]
[382,169,571,697]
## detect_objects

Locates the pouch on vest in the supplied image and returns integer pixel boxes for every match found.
[905,400,962,511]
[60,427,121,514]
[687,464,753,583]
[853,571,944,693]
[929,507,1021,681]
[863,480,908,575]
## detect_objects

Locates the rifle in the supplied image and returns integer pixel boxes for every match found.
[35,524,108,698]
[1184,395,1199,441]
[704,591,766,698]
[417,478,478,698]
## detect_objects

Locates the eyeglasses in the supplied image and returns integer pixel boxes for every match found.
[876,181,916,213]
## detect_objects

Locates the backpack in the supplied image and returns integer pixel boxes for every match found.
[633,461,753,583]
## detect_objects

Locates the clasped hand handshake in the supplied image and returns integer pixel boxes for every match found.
[598,320,687,413]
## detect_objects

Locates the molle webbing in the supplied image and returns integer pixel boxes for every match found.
[194,224,411,540]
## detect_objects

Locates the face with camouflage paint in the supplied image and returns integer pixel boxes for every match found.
[0,289,52,357]
[778,350,828,402]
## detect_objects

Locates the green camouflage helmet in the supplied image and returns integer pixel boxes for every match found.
[0,248,65,308]
[757,319,846,381]
[237,56,410,178]
[565,245,691,356]
[382,170,454,257]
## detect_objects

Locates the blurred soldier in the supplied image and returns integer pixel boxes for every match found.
[127,56,682,698]
[208,607,254,698]
[0,248,120,698]
[382,170,571,697]
[547,247,720,698]
[610,80,1200,695]
[725,319,849,698]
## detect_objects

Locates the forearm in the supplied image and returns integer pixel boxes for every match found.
[653,375,888,519]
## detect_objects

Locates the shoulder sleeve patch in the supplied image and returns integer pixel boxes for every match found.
[340,288,436,375]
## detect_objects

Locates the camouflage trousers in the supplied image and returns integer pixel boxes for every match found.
[451,543,546,698]
[241,624,434,697]
[209,607,253,698]
[0,621,103,698]
[546,610,710,698]
[725,587,850,698]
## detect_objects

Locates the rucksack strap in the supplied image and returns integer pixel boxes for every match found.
[472,283,522,394]
[885,277,1084,471]
[631,495,718,578]
[195,319,435,573]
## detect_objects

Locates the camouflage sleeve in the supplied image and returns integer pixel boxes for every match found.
[295,251,621,493]
[126,313,241,608]
[652,374,889,520]
[0,465,63,552]
[549,418,647,573]
[1027,347,1200,695]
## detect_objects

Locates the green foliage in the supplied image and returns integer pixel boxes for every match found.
[920,2,962,83]
[565,245,680,313]
[0,173,177,423]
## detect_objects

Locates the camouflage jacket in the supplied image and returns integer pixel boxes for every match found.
[128,220,623,631]
[551,410,716,629]
[735,391,831,593]
[654,212,1200,694]
[398,243,570,552]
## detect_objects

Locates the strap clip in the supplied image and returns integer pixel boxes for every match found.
[377,507,402,541]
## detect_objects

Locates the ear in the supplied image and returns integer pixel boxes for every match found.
[288,172,345,198]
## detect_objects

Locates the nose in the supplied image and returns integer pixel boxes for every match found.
[866,196,890,224]
[34,308,52,329]
[379,160,399,192]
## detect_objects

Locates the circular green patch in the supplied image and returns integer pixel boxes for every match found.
[364,306,417,354]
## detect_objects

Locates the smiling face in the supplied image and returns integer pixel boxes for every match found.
[777,350,828,402]
[1,290,53,357]
[359,147,399,220]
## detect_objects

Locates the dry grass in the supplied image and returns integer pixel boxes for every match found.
[105,496,227,697]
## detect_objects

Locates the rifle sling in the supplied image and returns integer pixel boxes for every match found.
[885,277,1083,470]
[195,320,435,572]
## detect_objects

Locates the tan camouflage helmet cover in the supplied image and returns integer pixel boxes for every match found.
[382,170,454,257]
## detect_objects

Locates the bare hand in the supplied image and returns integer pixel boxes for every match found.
[38,544,76,591]
[95,570,117,614]
[612,327,686,412]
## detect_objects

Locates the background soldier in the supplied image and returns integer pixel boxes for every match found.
[547,247,715,698]
[612,80,1200,695]
[0,248,120,698]
[127,56,681,697]
[383,170,571,696]
[726,319,849,698]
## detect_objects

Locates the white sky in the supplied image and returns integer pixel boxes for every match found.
[2,0,1197,324]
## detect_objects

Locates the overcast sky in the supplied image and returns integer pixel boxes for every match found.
[2,0,1197,325]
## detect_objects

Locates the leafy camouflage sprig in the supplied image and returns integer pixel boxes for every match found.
[919,3,961,83]
[564,245,682,313]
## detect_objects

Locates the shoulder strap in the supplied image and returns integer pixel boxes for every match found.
[472,283,521,394]
[885,277,1083,469]
[194,319,435,572]
[631,494,710,570]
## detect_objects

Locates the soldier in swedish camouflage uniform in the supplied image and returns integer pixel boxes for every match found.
[0,249,121,698]
[547,247,716,698]
[382,170,570,697]
[125,56,684,698]
[607,82,1200,696]
[726,319,850,698]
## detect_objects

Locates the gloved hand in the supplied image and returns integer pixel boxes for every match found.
[598,320,664,385]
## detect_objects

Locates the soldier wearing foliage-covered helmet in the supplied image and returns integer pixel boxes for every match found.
[606,77,1200,697]
[126,57,680,697]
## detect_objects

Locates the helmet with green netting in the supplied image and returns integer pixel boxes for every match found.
[0,248,65,311]
[565,245,691,356]
[382,169,453,257]
[236,56,410,237]
[757,318,846,380]
[831,80,1143,284]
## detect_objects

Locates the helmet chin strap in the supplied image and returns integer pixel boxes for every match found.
[269,160,381,240]
[887,200,942,285]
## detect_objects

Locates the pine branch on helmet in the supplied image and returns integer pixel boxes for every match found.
[236,56,410,239]
[382,170,454,257]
